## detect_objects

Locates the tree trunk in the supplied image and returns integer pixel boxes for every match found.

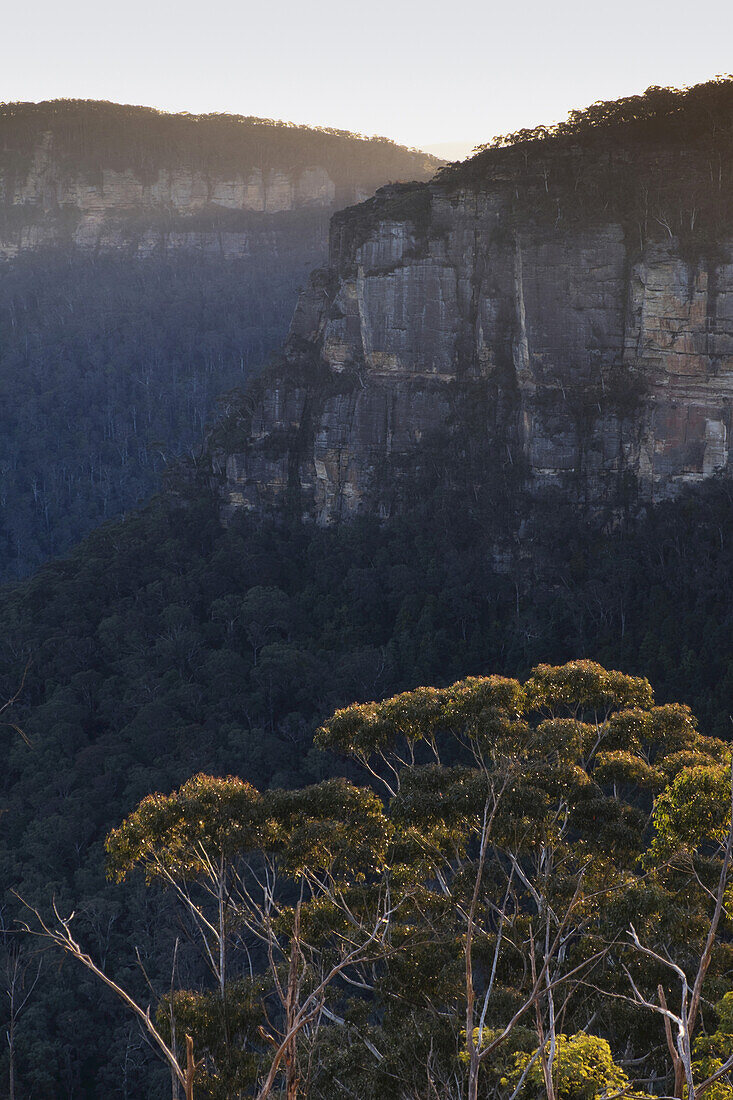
[659,986,687,1100]
[671,1042,686,1100]
[467,1047,480,1100]
[535,1009,556,1100]
[8,1016,15,1100]
[170,937,180,1100]
[185,1034,194,1100]
[286,1045,299,1100]
[285,905,302,1100]
[465,805,494,1100]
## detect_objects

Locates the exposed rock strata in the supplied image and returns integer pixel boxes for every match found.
[1,154,350,257]
[219,136,733,522]
[0,104,439,258]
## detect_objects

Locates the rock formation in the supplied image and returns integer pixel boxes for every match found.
[218,82,733,523]
[0,101,439,258]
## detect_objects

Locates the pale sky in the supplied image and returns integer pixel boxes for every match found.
[3,0,733,159]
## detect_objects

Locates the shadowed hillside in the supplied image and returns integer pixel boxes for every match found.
[0,101,440,580]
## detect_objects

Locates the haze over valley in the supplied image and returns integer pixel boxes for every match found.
[2,10,733,1096]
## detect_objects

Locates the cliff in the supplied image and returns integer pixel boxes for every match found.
[0,100,440,257]
[217,80,733,524]
[0,102,440,581]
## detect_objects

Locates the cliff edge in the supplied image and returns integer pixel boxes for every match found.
[216,80,733,523]
[0,101,440,257]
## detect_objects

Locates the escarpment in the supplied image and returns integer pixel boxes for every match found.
[217,81,733,524]
[0,101,440,257]
[0,102,441,580]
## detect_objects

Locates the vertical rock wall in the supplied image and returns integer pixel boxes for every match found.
[220,143,733,522]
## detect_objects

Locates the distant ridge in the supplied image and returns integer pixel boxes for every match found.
[0,99,441,189]
[0,100,441,581]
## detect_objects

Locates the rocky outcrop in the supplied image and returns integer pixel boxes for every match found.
[219,95,733,523]
[2,151,352,257]
[0,102,440,258]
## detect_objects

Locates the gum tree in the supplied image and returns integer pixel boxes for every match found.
[22,660,733,1099]
[317,660,730,1099]
[26,775,398,1100]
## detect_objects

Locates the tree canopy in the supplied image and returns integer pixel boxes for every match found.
[28,660,733,1099]
[1,475,733,1095]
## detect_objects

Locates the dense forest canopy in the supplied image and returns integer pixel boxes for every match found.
[458,75,733,160]
[0,469,732,1095]
[443,75,733,187]
[22,659,733,1098]
[0,240,325,581]
[0,99,439,184]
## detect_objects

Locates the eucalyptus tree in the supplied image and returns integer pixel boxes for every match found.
[620,758,733,1099]
[21,660,733,1100]
[317,660,731,1099]
[27,774,397,1099]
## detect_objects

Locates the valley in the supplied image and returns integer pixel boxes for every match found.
[1,81,733,1099]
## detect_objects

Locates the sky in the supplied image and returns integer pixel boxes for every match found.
[3,0,733,160]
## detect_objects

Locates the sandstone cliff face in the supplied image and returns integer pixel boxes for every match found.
[1,140,354,257]
[219,128,733,522]
[0,104,439,258]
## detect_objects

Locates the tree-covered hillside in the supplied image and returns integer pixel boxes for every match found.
[0,470,731,1095]
[446,75,733,180]
[0,240,322,580]
[0,99,438,196]
[0,102,440,582]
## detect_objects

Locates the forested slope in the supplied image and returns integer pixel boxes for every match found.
[0,469,732,1094]
[0,102,439,581]
[2,84,733,1096]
